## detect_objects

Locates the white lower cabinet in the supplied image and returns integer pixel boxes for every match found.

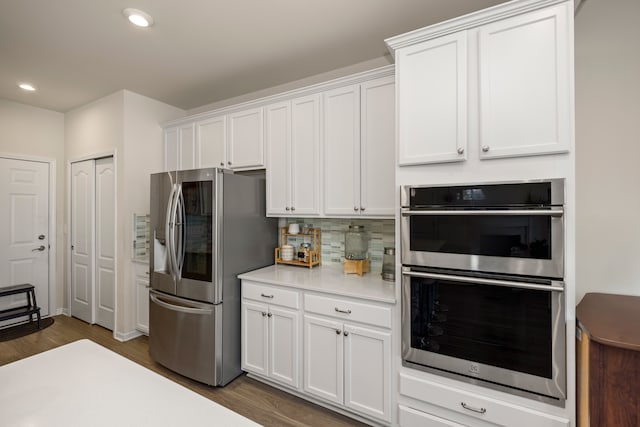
[241,282,300,389]
[303,294,392,423]
[134,263,149,334]
[399,373,570,427]
[241,280,392,424]
[399,405,465,427]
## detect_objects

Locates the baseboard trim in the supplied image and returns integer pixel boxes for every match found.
[114,329,143,342]
[56,308,70,316]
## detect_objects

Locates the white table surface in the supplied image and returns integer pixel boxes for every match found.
[238,264,396,304]
[0,339,261,427]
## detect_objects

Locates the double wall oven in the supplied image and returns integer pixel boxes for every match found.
[401,180,566,404]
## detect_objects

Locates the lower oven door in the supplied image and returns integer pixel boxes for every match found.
[402,268,566,402]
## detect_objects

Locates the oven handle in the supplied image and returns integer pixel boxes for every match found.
[401,208,564,217]
[402,270,564,292]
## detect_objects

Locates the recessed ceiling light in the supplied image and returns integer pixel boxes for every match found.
[122,8,154,28]
[18,83,36,92]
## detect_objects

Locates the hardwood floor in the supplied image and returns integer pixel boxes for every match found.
[0,315,368,427]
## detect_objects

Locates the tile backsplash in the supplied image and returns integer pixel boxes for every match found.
[279,218,395,271]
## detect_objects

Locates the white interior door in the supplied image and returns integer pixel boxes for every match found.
[71,160,95,324]
[95,157,115,330]
[0,157,50,324]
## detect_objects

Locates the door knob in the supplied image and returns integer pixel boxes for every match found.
[32,245,46,252]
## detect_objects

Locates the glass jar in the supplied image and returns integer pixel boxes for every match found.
[382,247,395,282]
[345,225,368,260]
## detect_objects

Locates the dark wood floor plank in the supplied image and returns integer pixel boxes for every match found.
[0,315,367,427]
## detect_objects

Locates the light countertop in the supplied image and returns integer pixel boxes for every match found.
[238,264,397,304]
[0,339,259,427]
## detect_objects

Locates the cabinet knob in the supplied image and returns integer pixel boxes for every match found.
[228,161,232,165]
[267,313,272,318]
[261,312,267,317]
[481,145,490,153]
[335,329,341,335]
[360,207,365,212]
[353,206,358,212]
[220,162,224,167]
[291,206,295,211]
[285,207,290,211]
[343,331,349,336]
[457,147,464,155]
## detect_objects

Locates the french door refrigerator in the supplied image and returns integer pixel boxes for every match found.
[149,168,277,386]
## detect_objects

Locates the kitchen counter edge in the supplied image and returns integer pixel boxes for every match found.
[238,265,396,304]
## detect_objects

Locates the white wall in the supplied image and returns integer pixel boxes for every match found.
[575,0,640,303]
[120,90,183,334]
[0,99,65,311]
[65,90,183,337]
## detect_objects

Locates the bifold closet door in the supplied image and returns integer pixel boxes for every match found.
[71,157,115,329]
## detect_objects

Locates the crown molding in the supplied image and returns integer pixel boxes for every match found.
[162,65,395,128]
[385,0,569,57]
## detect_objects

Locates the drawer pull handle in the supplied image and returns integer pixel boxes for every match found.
[334,307,352,314]
[461,402,486,414]
[261,293,274,299]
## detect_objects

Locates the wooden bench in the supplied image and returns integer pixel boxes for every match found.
[0,284,41,329]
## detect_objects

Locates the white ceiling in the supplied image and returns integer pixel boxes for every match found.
[0,0,507,113]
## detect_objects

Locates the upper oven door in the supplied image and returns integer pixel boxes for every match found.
[400,182,564,278]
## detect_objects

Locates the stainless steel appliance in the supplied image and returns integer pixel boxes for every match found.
[400,180,566,404]
[149,168,277,386]
[401,179,564,278]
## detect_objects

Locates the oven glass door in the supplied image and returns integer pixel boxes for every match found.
[401,210,564,278]
[402,269,566,400]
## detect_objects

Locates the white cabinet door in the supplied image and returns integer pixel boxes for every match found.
[164,127,179,171]
[266,102,291,216]
[197,116,226,168]
[323,85,360,216]
[178,123,196,170]
[227,107,265,169]
[290,94,321,216]
[478,4,570,159]
[303,314,343,405]
[343,324,391,422]
[360,76,395,216]
[269,306,300,389]
[241,301,269,377]
[135,272,149,334]
[397,32,468,165]
[164,124,195,171]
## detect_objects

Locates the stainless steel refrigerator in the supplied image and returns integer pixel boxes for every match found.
[148,168,277,386]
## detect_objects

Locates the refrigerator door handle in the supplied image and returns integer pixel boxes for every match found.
[150,292,213,316]
[175,184,185,279]
[165,184,178,281]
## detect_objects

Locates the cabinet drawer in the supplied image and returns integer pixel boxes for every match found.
[242,281,299,309]
[304,294,391,329]
[399,405,465,427]
[399,373,569,427]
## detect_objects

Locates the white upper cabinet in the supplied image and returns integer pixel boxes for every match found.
[388,1,572,165]
[164,123,195,171]
[323,85,361,216]
[360,76,395,216]
[266,95,321,217]
[196,116,226,168]
[227,107,265,169]
[477,4,570,159]
[323,77,395,217]
[397,32,467,165]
